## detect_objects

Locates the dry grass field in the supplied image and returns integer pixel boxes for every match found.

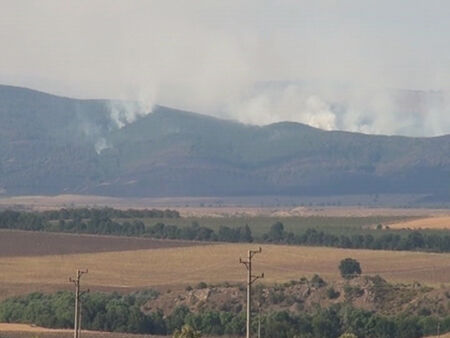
[0,242,449,301]
[389,216,450,230]
[0,323,164,337]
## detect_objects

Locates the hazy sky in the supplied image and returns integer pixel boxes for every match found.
[1,1,450,136]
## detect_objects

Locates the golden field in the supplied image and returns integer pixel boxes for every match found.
[389,215,450,229]
[0,243,449,299]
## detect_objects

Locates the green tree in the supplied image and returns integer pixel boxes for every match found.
[339,334,357,338]
[339,258,361,280]
[173,324,201,338]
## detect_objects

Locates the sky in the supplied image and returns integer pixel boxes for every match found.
[1,0,450,136]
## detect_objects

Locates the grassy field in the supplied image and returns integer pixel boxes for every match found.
[389,216,450,230]
[0,242,449,301]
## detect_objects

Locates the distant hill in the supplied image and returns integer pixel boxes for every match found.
[0,84,449,201]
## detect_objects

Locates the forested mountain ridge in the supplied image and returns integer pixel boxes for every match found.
[0,84,449,199]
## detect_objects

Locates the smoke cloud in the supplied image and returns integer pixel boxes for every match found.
[1,1,450,136]
[108,100,154,129]
[227,84,450,136]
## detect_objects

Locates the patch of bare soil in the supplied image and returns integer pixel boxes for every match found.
[0,230,210,257]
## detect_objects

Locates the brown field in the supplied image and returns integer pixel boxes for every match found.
[389,215,450,229]
[0,323,164,337]
[0,324,231,338]
[0,242,449,301]
[0,230,208,257]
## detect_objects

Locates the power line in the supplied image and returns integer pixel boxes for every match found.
[240,247,264,338]
[69,269,88,338]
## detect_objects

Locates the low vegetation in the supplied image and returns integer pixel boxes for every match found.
[1,275,449,338]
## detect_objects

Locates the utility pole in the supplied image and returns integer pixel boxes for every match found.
[69,269,88,338]
[240,247,264,338]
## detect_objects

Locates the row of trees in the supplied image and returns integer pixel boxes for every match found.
[0,208,179,231]
[263,222,450,252]
[0,209,253,242]
[0,291,449,337]
[1,210,449,252]
[41,207,180,220]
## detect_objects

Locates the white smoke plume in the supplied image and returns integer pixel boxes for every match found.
[108,100,153,129]
[225,84,450,136]
[94,138,109,154]
[1,1,450,137]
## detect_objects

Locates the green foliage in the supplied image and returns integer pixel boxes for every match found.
[4,209,450,253]
[326,287,340,300]
[1,291,450,337]
[196,282,208,289]
[0,290,159,334]
[339,333,357,338]
[173,324,202,338]
[339,258,362,280]
[0,209,252,243]
[310,274,327,288]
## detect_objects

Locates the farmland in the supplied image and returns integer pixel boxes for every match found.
[1,228,450,337]
[0,229,206,257]
[389,216,450,230]
[0,323,164,337]
[0,230,449,302]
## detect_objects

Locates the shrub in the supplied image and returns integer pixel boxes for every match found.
[327,287,340,299]
[310,274,327,288]
[196,282,208,289]
[339,258,362,280]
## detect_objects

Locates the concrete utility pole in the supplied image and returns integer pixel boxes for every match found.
[69,269,88,338]
[240,247,264,338]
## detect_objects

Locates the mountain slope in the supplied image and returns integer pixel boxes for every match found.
[0,85,449,198]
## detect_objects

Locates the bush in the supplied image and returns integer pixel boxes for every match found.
[327,287,340,299]
[196,282,208,289]
[310,274,326,288]
[344,285,364,301]
[339,258,362,280]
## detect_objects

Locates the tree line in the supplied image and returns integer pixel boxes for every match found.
[0,209,253,242]
[1,209,449,252]
[0,291,449,337]
[262,222,450,252]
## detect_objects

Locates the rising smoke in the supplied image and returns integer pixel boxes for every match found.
[226,84,450,136]
[1,1,450,137]
[108,100,154,129]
